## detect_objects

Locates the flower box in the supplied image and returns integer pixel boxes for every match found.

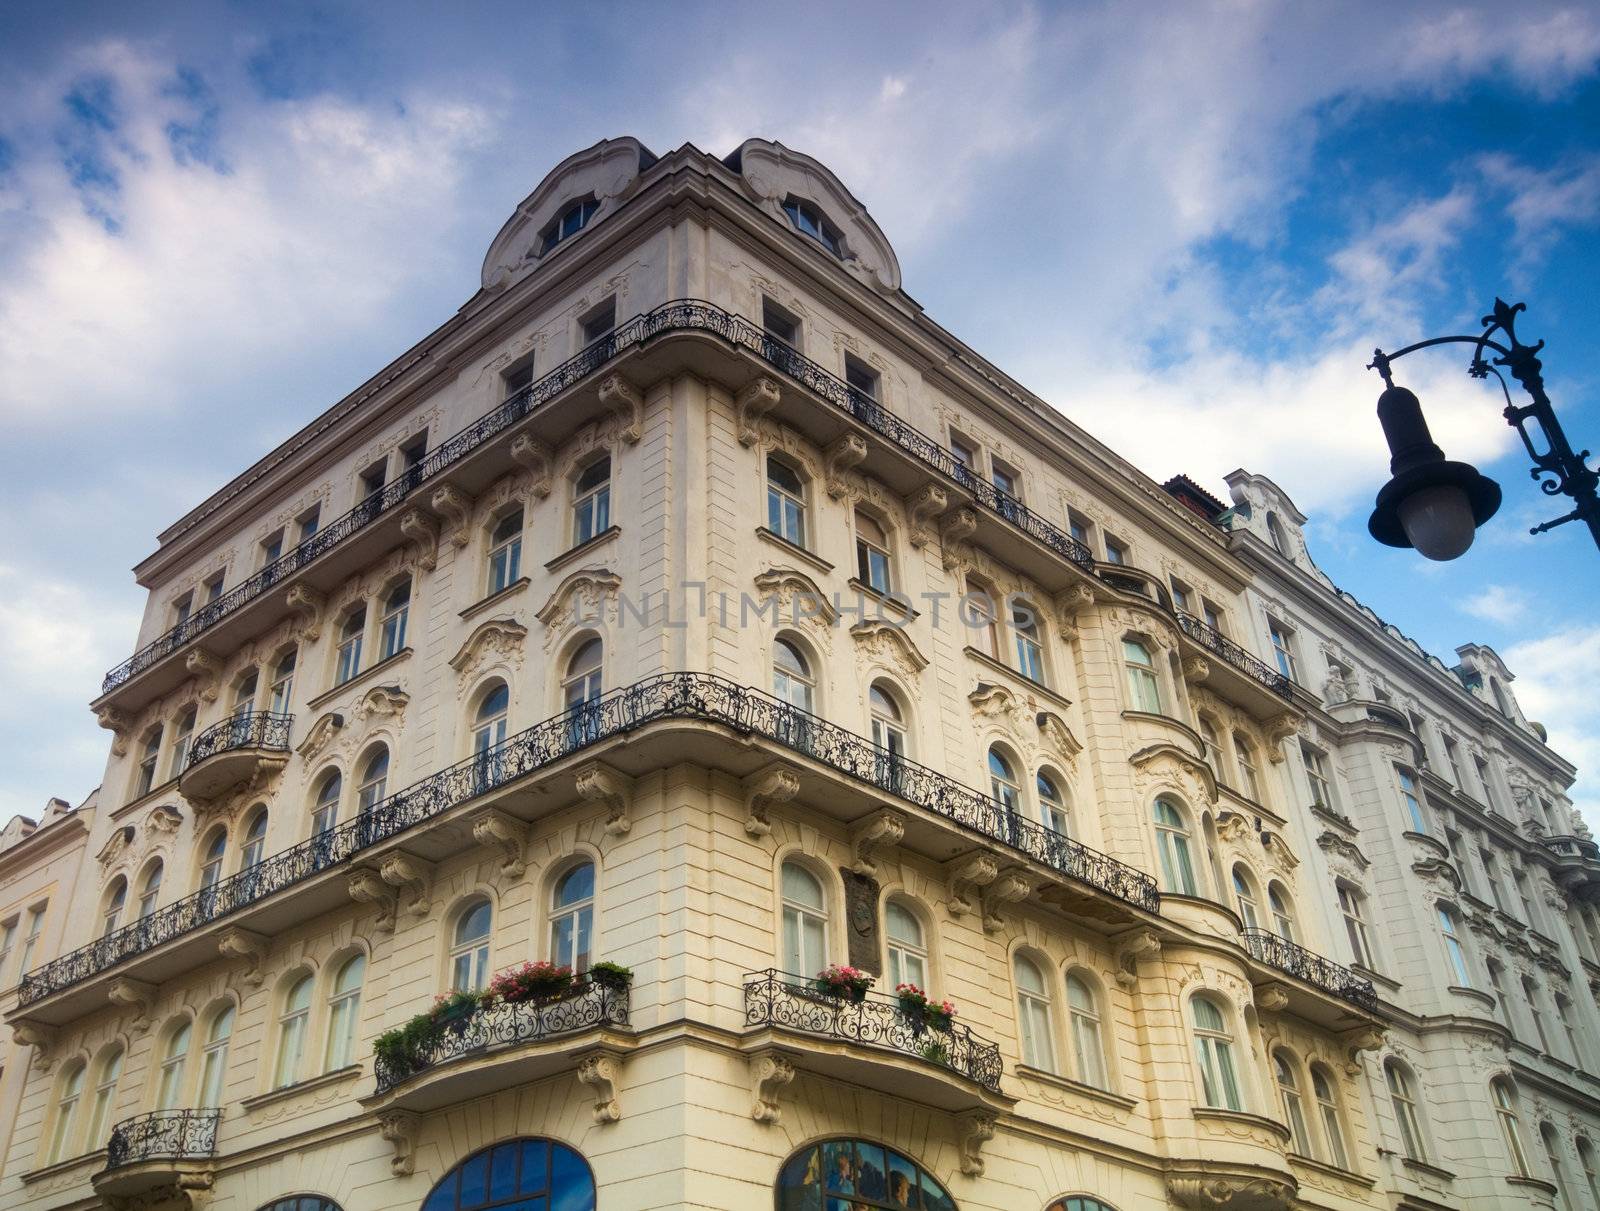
[814,964,874,1003]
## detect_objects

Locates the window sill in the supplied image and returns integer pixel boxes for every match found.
[964,646,1073,712]
[1352,962,1401,994]
[1400,1156,1455,1182]
[1191,1105,1292,1143]
[112,777,183,820]
[460,577,530,621]
[1401,830,1450,859]
[1287,1153,1372,1187]
[241,1063,362,1114]
[755,527,834,576]
[1447,984,1495,1008]
[307,648,412,712]
[1013,1064,1136,1111]
[545,525,620,572]
[1119,709,1203,753]
[1505,1175,1556,1194]
[21,1149,105,1185]
[847,577,918,621]
[1309,802,1357,833]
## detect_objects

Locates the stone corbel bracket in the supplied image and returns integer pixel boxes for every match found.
[380,854,434,918]
[575,1045,627,1123]
[736,377,782,446]
[1254,983,1290,1013]
[939,508,979,570]
[510,433,554,498]
[285,583,326,642]
[1054,583,1098,638]
[748,1047,797,1123]
[186,649,221,703]
[743,764,800,838]
[1341,1025,1385,1076]
[905,483,948,549]
[1167,1176,1295,1211]
[1181,655,1211,685]
[217,926,269,986]
[956,1110,996,1176]
[473,808,533,878]
[97,707,131,757]
[430,484,475,546]
[944,852,999,919]
[107,976,157,1033]
[1264,712,1302,762]
[598,374,644,445]
[823,434,869,499]
[398,508,439,572]
[379,1109,421,1176]
[348,867,399,932]
[982,869,1033,934]
[575,761,635,837]
[1114,927,1162,990]
[12,1021,58,1071]
[850,808,905,875]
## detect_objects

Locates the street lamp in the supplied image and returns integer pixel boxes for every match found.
[1366,298,1600,560]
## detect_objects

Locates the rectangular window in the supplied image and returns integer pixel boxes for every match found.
[1268,619,1298,680]
[1474,756,1499,812]
[1397,768,1427,833]
[359,458,387,502]
[201,573,224,604]
[1446,830,1472,892]
[854,512,892,595]
[1481,849,1509,913]
[399,432,428,471]
[0,916,16,981]
[844,354,879,400]
[1068,512,1091,548]
[1302,743,1334,808]
[260,530,284,567]
[1513,869,1539,928]
[297,506,321,542]
[1443,735,1465,787]
[1103,535,1128,565]
[761,298,799,349]
[580,297,617,347]
[991,459,1021,501]
[1339,886,1372,969]
[503,352,535,397]
[1439,908,1472,985]
[172,592,193,626]
[1170,579,1192,614]
[18,903,45,974]
[1201,599,1223,632]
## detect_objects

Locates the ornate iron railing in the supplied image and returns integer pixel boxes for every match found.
[102,1108,220,1171]
[1174,611,1292,699]
[373,977,629,1094]
[744,969,1003,1092]
[21,674,1157,1006]
[1241,928,1377,1012]
[101,300,1098,695]
[184,710,293,770]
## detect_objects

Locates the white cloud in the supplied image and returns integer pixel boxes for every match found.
[1504,626,1600,831]
[1461,584,1530,625]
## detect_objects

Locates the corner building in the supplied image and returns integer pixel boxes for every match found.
[0,137,1584,1211]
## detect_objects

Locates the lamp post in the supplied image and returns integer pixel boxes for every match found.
[1366,298,1600,560]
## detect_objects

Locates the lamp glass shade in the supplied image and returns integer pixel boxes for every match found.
[1397,483,1476,560]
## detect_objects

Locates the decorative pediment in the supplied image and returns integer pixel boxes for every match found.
[535,569,621,638]
[97,825,136,870]
[1129,742,1218,805]
[753,567,839,626]
[354,685,409,725]
[968,682,1020,723]
[1315,830,1369,871]
[1035,710,1081,759]
[1260,830,1300,873]
[849,621,927,679]
[449,617,530,682]
[296,712,345,760]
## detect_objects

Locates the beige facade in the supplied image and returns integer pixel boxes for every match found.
[0,136,1591,1211]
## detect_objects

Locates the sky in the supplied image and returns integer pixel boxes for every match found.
[1,1,1598,828]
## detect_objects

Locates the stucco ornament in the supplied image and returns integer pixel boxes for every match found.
[905,482,948,548]
[743,764,800,837]
[944,852,999,918]
[576,1046,627,1122]
[598,374,644,445]
[216,927,269,986]
[850,808,905,876]
[379,1109,421,1176]
[430,484,475,545]
[956,1110,996,1176]
[850,621,928,682]
[449,617,530,684]
[748,1047,797,1123]
[1167,1175,1295,1211]
[753,567,839,630]
[575,761,634,837]
[536,570,622,647]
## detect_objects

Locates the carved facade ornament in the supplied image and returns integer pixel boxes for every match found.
[905,483,948,549]
[430,484,475,546]
[536,569,622,642]
[575,761,634,837]
[97,707,131,756]
[1315,831,1369,871]
[982,869,1033,934]
[466,808,531,879]
[12,1021,57,1070]
[97,825,136,871]
[968,683,1023,732]
[944,852,999,918]
[1342,1027,1386,1075]
[1115,927,1162,989]
[841,868,882,972]
[1035,710,1082,759]
[956,1110,996,1177]
[939,508,979,570]
[748,1047,797,1123]
[1129,744,1218,806]
[348,868,399,933]
[1053,583,1098,637]
[575,1046,626,1122]
[509,434,554,498]
[1166,1176,1295,1211]
[379,1109,421,1176]
[752,568,839,626]
[849,621,928,681]
[849,808,905,875]
[185,649,221,703]
[1260,831,1300,874]
[1256,983,1291,1013]
[1264,712,1301,761]
[108,976,157,1033]
[285,582,325,641]
[398,508,439,572]
[823,434,869,499]
[1411,857,1462,893]
[598,374,643,444]
[380,854,434,918]
[743,765,800,837]
[1182,655,1211,685]
[216,927,269,986]
[296,712,345,761]
[449,617,530,682]
[736,377,783,446]
[355,685,409,727]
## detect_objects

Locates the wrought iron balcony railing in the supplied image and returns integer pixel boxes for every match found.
[1542,834,1600,861]
[20,673,1157,1006]
[102,1108,220,1171]
[373,977,629,1094]
[101,300,1098,696]
[744,969,1003,1092]
[1173,611,1292,700]
[184,710,293,770]
[1241,928,1378,1012]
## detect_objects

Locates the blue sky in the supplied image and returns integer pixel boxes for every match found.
[1,1,1598,825]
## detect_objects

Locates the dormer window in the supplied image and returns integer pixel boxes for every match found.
[540,196,600,254]
[781,197,842,257]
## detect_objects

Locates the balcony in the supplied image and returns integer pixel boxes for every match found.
[743,970,1006,1111]
[1173,610,1293,703]
[1241,928,1378,1016]
[1542,834,1600,901]
[179,710,292,801]
[14,674,1158,1021]
[367,977,630,1111]
[93,1109,219,1205]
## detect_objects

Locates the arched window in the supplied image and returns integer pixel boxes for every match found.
[138,861,163,919]
[46,1061,85,1164]
[199,828,227,892]
[156,1021,191,1109]
[550,863,595,972]
[170,707,197,778]
[198,1005,234,1109]
[1199,715,1223,771]
[85,1046,123,1148]
[1012,600,1045,682]
[232,669,259,717]
[335,606,365,684]
[854,512,892,594]
[1037,770,1069,835]
[1014,954,1056,1073]
[135,726,163,797]
[766,455,807,547]
[422,1138,594,1211]
[324,954,365,1071]
[988,746,1021,812]
[1522,976,1552,1051]
[1311,1064,1349,1169]
[1154,799,1198,895]
[1438,906,1472,986]
[487,509,523,595]
[868,684,906,758]
[474,682,510,754]
[275,974,313,1088]
[773,639,815,712]
[1268,884,1296,941]
[1046,1201,1117,1211]
[257,1200,343,1211]
[379,580,410,660]
[268,649,296,714]
[1578,1137,1600,1208]
[1274,1050,1312,1155]
[573,456,611,546]
[1123,639,1161,712]
[356,748,388,814]
[780,196,845,256]
[563,637,604,712]
[1233,733,1262,801]
[1066,973,1106,1089]
[1190,996,1242,1110]
[542,195,601,252]
[311,771,341,837]
[1541,1123,1573,1211]
[101,877,127,937]
[240,808,268,870]
[1232,865,1261,929]
[776,1138,954,1211]
[1267,512,1291,557]
[1385,1060,1426,1160]
[780,861,827,976]
[1492,1079,1531,1177]
[451,899,493,992]
[964,577,999,658]
[884,900,927,990]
